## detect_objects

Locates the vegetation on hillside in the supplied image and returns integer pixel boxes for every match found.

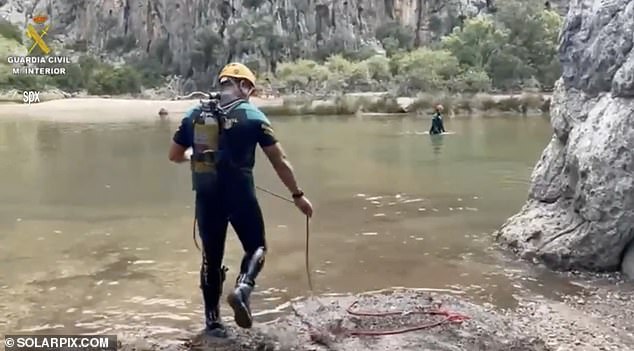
[0,0,562,97]
[0,18,22,44]
[273,1,562,95]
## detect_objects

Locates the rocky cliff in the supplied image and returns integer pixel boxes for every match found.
[496,0,634,278]
[0,0,569,90]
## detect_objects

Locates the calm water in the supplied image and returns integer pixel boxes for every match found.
[0,114,578,338]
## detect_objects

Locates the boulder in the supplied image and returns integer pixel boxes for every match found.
[496,0,634,276]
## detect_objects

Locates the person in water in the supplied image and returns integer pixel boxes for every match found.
[168,63,314,337]
[158,108,169,118]
[429,104,446,135]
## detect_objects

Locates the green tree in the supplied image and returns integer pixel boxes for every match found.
[494,0,563,89]
[130,57,166,88]
[375,21,415,55]
[4,75,44,91]
[49,65,84,92]
[441,17,509,69]
[486,48,532,90]
[87,66,141,95]
[342,45,382,61]
[363,55,392,83]
[451,68,492,92]
[532,9,563,89]
[390,48,461,94]
[439,0,562,90]
[324,55,371,90]
[275,59,329,92]
[45,55,104,92]
[190,27,224,72]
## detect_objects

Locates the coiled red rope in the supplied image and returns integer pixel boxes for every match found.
[343,300,470,336]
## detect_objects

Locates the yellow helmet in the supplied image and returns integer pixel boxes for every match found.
[218,62,256,87]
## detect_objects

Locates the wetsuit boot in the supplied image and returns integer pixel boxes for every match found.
[201,265,228,337]
[227,247,265,329]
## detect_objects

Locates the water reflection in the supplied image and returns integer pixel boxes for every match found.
[430,134,444,156]
[36,122,63,155]
[0,115,564,337]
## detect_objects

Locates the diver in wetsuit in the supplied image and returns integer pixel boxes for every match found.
[168,63,313,337]
[429,104,446,135]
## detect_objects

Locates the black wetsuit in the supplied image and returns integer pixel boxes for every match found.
[429,112,445,135]
[172,99,277,333]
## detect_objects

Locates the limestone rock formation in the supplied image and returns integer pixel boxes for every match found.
[496,0,634,278]
[0,0,492,49]
[0,0,569,90]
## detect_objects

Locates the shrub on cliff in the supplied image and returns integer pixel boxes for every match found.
[3,74,44,91]
[363,55,392,84]
[324,55,372,91]
[375,21,415,55]
[0,18,22,44]
[49,65,84,92]
[129,56,167,88]
[45,56,105,92]
[528,9,564,90]
[275,59,330,93]
[105,35,137,53]
[87,65,141,95]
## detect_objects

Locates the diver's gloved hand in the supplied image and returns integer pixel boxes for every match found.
[293,193,313,217]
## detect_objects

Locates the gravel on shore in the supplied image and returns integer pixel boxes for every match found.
[116,280,633,351]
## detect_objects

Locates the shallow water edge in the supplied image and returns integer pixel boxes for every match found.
[0,92,551,120]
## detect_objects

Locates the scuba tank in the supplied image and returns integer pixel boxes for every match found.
[191,93,226,192]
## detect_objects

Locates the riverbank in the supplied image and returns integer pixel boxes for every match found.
[117,278,633,351]
[0,91,551,120]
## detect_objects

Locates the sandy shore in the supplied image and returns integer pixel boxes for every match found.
[0,92,552,122]
[0,97,285,122]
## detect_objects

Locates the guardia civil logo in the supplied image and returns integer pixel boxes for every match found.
[26,13,52,55]
[5,13,73,76]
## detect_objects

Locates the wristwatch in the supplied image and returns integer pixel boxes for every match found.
[292,190,304,199]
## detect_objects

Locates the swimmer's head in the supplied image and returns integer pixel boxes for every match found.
[158,108,168,117]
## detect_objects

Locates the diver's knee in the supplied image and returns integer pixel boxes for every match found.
[240,246,266,281]
[247,246,266,265]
